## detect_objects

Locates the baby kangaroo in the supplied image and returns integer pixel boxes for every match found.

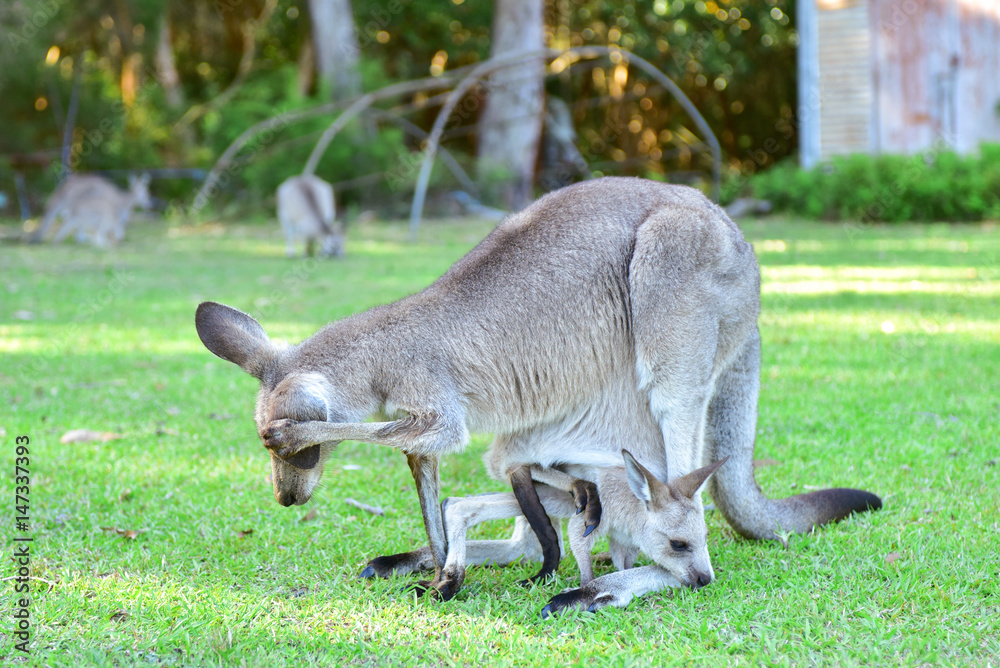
[424,451,727,615]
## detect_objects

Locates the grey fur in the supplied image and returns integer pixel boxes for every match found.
[29,173,151,247]
[382,453,727,611]
[441,454,724,597]
[277,175,344,258]
[194,177,881,600]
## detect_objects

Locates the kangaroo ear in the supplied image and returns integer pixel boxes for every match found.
[195,301,278,380]
[669,457,730,500]
[622,449,666,508]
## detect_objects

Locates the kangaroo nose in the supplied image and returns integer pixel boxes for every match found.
[277,491,296,507]
[695,573,712,589]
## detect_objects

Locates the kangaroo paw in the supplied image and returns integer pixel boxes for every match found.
[260,418,309,458]
[570,479,602,536]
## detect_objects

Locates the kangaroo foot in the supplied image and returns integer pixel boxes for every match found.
[540,585,613,617]
[358,548,435,579]
[570,479,602,537]
[401,580,434,597]
[397,575,463,601]
[517,567,557,588]
[428,568,465,601]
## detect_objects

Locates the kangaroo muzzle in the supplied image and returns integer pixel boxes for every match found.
[269,446,325,507]
[687,567,714,589]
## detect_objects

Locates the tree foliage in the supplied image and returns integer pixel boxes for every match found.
[751,145,1000,222]
[1,0,799,213]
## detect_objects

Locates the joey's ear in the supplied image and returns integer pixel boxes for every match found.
[195,301,277,379]
[622,449,665,508]
[669,457,730,500]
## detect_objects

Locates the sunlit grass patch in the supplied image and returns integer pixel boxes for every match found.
[1,216,998,665]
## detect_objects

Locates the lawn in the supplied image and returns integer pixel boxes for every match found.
[1,213,998,667]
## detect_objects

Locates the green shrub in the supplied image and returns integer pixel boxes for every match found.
[750,144,1000,222]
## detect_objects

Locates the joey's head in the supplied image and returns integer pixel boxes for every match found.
[195,301,337,507]
[621,450,728,590]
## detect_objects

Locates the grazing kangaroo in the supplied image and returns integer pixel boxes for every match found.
[276,175,344,258]
[194,177,881,603]
[29,173,151,246]
[410,452,727,615]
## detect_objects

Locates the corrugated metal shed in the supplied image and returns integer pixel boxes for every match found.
[798,0,1000,166]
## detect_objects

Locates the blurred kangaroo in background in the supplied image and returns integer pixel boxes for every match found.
[380,452,727,615]
[194,177,881,603]
[28,173,152,247]
[276,175,344,258]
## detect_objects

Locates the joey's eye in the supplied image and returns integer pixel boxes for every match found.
[670,540,689,552]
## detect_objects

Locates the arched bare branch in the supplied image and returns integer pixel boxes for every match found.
[302,93,375,176]
[369,110,476,193]
[190,64,483,215]
[408,47,721,238]
[190,66,469,215]
[191,49,719,224]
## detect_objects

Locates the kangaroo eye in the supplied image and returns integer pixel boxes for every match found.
[670,540,689,552]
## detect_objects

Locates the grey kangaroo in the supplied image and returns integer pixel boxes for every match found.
[195,177,881,602]
[276,175,344,258]
[422,452,728,615]
[28,173,152,246]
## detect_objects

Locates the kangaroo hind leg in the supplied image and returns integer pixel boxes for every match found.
[528,465,602,536]
[629,207,759,478]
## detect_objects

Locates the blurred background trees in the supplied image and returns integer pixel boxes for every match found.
[0,0,799,216]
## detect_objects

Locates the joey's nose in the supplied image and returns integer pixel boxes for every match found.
[276,491,297,507]
[694,573,713,589]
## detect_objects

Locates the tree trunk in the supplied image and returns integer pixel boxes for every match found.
[297,34,316,96]
[308,0,361,101]
[156,15,184,109]
[477,0,545,211]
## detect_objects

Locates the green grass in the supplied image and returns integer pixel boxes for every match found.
[1,215,998,666]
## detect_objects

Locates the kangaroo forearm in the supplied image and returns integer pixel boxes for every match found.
[261,418,398,456]
[261,413,468,458]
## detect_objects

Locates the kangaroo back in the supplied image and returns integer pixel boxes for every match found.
[29,174,118,242]
[49,173,151,247]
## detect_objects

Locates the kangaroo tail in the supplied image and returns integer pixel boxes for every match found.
[706,330,882,540]
[710,472,882,540]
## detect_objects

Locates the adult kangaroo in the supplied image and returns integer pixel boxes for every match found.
[195,177,881,601]
[29,173,152,247]
[276,174,344,258]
